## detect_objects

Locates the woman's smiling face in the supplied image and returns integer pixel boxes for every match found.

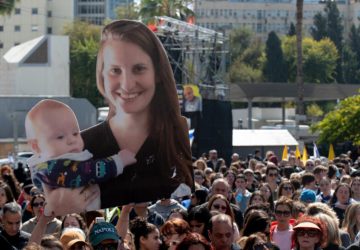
[102,39,156,117]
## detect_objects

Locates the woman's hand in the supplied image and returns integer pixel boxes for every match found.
[42,184,100,216]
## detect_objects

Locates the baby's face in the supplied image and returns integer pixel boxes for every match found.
[35,108,84,158]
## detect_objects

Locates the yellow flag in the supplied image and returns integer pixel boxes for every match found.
[302,146,308,165]
[328,144,335,161]
[282,145,288,160]
[295,146,301,159]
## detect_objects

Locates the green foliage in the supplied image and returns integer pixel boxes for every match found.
[139,0,194,24]
[229,28,253,62]
[229,59,263,83]
[311,12,327,41]
[282,36,338,83]
[312,94,360,145]
[306,103,324,117]
[263,31,287,82]
[0,0,18,15]
[63,21,101,48]
[115,2,140,20]
[287,23,296,36]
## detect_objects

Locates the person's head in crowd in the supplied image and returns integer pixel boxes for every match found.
[330,182,352,206]
[22,182,34,201]
[258,183,274,211]
[194,159,207,171]
[130,217,161,250]
[265,164,278,184]
[313,165,328,182]
[208,150,218,161]
[304,159,315,172]
[123,230,135,250]
[204,168,214,183]
[292,216,327,250]
[190,189,208,209]
[0,181,15,208]
[224,170,237,191]
[209,178,231,200]
[328,164,338,180]
[247,158,257,171]
[342,203,360,242]
[187,206,211,240]
[60,227,87,250]
[300,189,316,205]
[248,191,266,206]
[315,213,342,248]
[207,194,234,222]
[160,218,191,250]
[254,162,266,173]
[175,232,212,250]
[40,235,64,250]
[282,165,295,180]
[243,204,271,222]
[242,209,270,237]
[2,202,22,236]
[23,243,44,250]
[242,232,269,250]
[0,164,20,197]
[278,180,295,199]
[61,213,87,233]
[89,221,121,250]
[231,153,240,163]
[234,174,247,192]
[290,178,301,191]
[340,174,351,185]
[318,177,332,197]
[336,162,346,176]
[351,176,360,200]
[288,155,296,166]
[305,202,339,225]
[274,197,293,225]
[243,169,255,185]
[194,169,208,188]
[301,172,316,191]
[208,214,234,250]
[168,208,188,221]
[30,193,45,219]
[268,155,278,166]
[292,201,306,219]
[218,166,227,175]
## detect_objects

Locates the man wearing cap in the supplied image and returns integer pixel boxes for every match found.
[0,202,30,249]
[300,189,317,205]
[60,227,90,250]
[90,221,122,250]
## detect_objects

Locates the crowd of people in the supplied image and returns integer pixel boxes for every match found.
[0,147,360,250]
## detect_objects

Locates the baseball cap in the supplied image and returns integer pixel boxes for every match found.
[89,222,120,246]
[293,221,321,230]
[60,228,86,248]
[300,189,316,203]
[244,169,254,175]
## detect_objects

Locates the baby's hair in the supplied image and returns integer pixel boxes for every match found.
[25,99,74,139]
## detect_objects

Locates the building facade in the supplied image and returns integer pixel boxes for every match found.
[194,0,360,39]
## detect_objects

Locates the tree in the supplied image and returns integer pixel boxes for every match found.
[282,36,338,83]
[296,0,305,115]
[312,94,360,145]
[310,12,327,41]
[115,2,140,20]
[0,0,18,15]
[63,21,103,107]
[139,0,194,24]
[229,59,263,83]
[263,31,287,82]
[343,24,360,83]
[287,22,296,36]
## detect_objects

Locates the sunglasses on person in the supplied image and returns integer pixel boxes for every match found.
[275,210,291,217]
[32,201,45,207]
[93,242,118,250]
[296,229,320,237]
[282,186,293,191]
[213,204,227,210]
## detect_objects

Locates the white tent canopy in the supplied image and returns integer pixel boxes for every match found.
[233,129,298,147]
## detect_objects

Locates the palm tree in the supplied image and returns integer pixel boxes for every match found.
[296,0,304,116]
[139,0,194,24]
[0,0,18,15]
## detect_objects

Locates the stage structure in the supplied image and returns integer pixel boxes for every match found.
[153,16,230,101]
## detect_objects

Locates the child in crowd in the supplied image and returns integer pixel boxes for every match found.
[25,99,136,213]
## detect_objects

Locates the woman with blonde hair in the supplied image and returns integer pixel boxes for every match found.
[342,203,360,243]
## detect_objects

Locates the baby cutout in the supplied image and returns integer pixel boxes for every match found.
[25,99,136,215]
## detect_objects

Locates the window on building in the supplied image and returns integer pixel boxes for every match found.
[0,26,3,32]
[0,42,3,49]
[14,25,20,32]
[48,11,52,17]
[32,8,38,15]
[47,27,52,34]
[31,25,39,32]
[15,8,21,15]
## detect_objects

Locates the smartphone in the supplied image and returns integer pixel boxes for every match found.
[95,217,105,223]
